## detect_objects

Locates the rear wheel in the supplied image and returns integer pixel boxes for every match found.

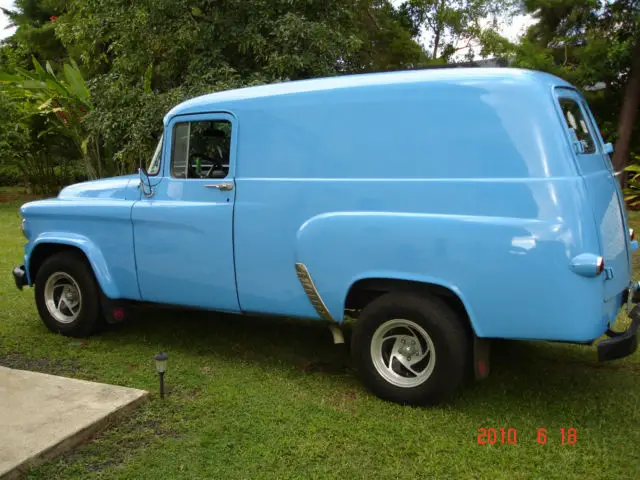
[351,292,470,406]
[34,251,104,337]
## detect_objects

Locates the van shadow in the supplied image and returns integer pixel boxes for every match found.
[108,306,637,411]
[110,305,354,375]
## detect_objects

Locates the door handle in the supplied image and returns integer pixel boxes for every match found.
[205,182,233,191]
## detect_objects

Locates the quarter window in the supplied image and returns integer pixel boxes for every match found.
[147,135,163,176]
[558,98,596,154]
[171,120,231,179]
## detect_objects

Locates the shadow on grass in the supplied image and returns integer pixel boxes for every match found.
[101,305,638,410]
[109,306,354,374]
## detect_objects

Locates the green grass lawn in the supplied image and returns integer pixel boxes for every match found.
[1,190,639,479]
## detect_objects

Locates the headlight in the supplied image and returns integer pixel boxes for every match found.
[21,218,29,239]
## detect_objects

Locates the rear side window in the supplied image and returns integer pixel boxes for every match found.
[558,98,596,154]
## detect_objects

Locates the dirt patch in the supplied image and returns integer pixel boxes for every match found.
[0,353,83,376]
[580,361,640,372]
[0,193,43,204]
[322,389,360,414]
[38,402,186,475]
[0,193,22,203]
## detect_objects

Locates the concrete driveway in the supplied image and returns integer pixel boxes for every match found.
[0,366,147,479]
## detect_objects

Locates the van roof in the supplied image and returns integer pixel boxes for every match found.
[165,67,573,122]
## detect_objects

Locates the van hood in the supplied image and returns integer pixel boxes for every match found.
[58,174,140,201]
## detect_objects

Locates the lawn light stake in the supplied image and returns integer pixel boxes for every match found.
[154,352,168,399]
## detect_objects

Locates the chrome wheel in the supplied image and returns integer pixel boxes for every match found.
[370,318,436,388]
[43,272,82,324]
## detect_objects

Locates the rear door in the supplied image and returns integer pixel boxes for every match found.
[555,87,631,300]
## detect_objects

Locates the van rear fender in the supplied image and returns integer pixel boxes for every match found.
[295,212,483,328]
[344,273,477,329]
[295,209,600,341]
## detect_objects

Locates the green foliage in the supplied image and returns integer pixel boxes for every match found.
[0,0,69,68]
[623,157,640,207]
[50,0,431,171]
[0,0,639,191]
[0,165,23,187]
[0,1,436,187]
[0,56,107,181]
[512,0,640,165]
[0,88,43,190]
[399,0,519,61]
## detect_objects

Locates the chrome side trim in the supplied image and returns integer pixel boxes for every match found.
[295,262,335,322]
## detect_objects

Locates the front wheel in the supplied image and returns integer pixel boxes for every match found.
[351,292,470,406]
[34,251,104,337]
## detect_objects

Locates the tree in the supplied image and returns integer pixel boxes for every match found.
[0,57,103,184]
[0,0,70,68]
[397,0,519,62]
[514,0,640,175]
[48,0,428,171]
[0,1,428,185]
[613,31,640,173]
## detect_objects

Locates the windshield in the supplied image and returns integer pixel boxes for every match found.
[147,135,163,175]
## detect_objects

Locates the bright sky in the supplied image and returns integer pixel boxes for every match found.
[0,0,16,40]
[387,0,536,59]
[1,0,534,55]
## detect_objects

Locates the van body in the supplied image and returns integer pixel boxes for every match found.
[13,68,639,405]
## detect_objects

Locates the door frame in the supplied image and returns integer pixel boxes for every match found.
[161,110,239,182]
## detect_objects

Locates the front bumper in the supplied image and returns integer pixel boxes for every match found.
[598,303,640,362]
[12,265,28,290]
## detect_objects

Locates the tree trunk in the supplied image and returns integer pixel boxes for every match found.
[432,0,444,59]
[612,35,640,179]
[433,27,441,59]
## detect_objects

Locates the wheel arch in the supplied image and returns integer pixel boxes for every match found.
[27,235,118,298]
[344,274,480,337]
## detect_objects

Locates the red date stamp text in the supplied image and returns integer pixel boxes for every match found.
[477,428,578,445]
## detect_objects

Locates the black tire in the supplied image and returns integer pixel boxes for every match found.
[351,292,470,406]
[34,250,104,337]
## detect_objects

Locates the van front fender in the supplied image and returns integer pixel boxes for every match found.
[26,233,121,299]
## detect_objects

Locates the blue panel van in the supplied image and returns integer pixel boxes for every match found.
[12,68,639,405]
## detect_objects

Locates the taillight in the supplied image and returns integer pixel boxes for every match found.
[630,228,635,241]
[597,256,605,275]
[569,253,607,277]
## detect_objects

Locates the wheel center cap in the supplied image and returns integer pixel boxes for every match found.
[400,344,415,356]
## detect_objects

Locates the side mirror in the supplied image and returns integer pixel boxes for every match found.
[138,166,154,198]
[603,142,614,155]
[138,166,149,183]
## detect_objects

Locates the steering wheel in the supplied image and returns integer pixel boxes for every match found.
[189,153,222,178]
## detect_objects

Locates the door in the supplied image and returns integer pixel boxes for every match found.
[554,87,631,300]
[131,112,240,312]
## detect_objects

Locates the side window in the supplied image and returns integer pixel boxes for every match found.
[171,120,231,179]
[558,98,596,154]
